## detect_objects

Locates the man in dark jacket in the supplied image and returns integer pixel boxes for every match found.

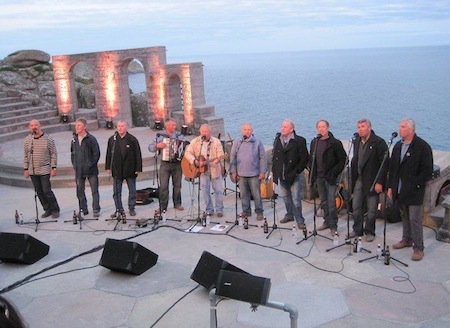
[387,118,433,261]
[350,119,388,242]
[309,120,346,237]
[71,117,101,217]
[106,120,142,218]
[272,119,309,229]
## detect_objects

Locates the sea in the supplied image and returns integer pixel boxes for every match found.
[129,46,450,151]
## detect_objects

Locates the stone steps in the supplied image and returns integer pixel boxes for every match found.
[0,96,21,104]
[0,105,49,119]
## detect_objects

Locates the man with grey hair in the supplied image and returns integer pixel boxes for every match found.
[23,119,60,219]
[350,118,388,242]
[387,118,433,261]
[272,119,309,229]
[71,117,101,217]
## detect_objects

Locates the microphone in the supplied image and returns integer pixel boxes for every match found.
[113,131,118,140]
[316,134,322,139]
[217,133,221,140]
[351,132,358,141]
[156,133,161,138]
[242,135,247,141]
[391,132,398,138]
[388,131,398,146]
[72,132,76,144]
[32,131,36,136]
[201,135,206,141]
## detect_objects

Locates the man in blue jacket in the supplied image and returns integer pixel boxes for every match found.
[106,120,142,218]
[71,117,101,217]
[229,123,268,221]
[387,118,433,261]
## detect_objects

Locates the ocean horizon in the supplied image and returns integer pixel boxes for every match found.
[129,45,450,151]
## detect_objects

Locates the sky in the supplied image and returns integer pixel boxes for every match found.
[1,0,450,60]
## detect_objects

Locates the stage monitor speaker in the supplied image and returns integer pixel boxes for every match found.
[216,269,271,305]
[99,238,158,275]
[0,232,49,264]
[190,251,247,290]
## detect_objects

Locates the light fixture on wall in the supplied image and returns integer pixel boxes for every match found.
[106,120,114,130]
[153,120,163,131]
[181,124,188,135]
[60,114,69,123]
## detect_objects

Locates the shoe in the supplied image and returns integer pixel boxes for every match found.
[155,208,167,215]
[348,231,356,238]
[129,209,136,216]
[411,250,424,261]
[175,205,184,211]
[81,209,89,215]
[280,216,294,224]
[365,235,375,242]
[297,223,306,230]
[217,212,223,218]
[330,228,339,237]
[240,212,250,218]
[256,213,264,221]
[110,211,121,219]
[52,212,60,219]
[93,211,100,218]
[41,211,51,218]
[393,240,412,249]
[317,223,329,231]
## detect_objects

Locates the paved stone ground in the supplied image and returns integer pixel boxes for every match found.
[1,128,450,328]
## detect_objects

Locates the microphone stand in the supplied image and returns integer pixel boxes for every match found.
[297,136,332,244]
[188,138,205,231]
[359,133,408,266]
[327,135,360,252]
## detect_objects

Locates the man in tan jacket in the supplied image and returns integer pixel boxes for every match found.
[184,124,225,217]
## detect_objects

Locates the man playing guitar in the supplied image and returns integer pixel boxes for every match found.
[184,124,225,218]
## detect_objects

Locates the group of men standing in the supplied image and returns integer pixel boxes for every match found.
[23,116,433,261]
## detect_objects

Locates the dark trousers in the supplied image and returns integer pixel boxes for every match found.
[158,161,182,210]
[76,175,100,213]
[30,174,60,213]
[113,177,137,212]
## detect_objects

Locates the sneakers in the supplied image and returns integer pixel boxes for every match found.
[256,213,264,221]
[365,235,375,242]
[93,210,100,218]
[240,212,250,218]
[330,229,339,237]
[129,209,136,216]
[412,250,424,261]
[81,209,89,215]
[41,211,51,218]
[317,223,329,231]
[280,216,294,224]
[175,205,184,211]
[52,212,60,219]
[297,223,306,230]
[393,240,413,249]
[217,212,223,218]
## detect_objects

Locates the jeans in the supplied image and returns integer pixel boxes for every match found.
[201,173,224,214]
[352,177,379,236]
[279,173,305,224]
[159,161,182,210]
[30,174,60,213]
[113,177,137,212]
[76,175,100,213]
[239,176,263,215]
[316,177,338,229]
[399,204,424,251]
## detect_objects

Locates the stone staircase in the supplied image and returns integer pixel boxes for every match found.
[0,90,158,188]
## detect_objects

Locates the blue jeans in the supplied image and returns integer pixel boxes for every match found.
[239,176,263,215]
[76,175,100,213]
[352,177,378,236]
[159,161,182,210]
[279,173,305,224]
[399,204,424,251]
[200,173,224,214]
[113,177,137,212]
[30,174,60,213]
[316,177,338,229]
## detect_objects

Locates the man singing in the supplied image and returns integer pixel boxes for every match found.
[184,124,225,217]
[106,120,142,218]
[23,119,60,219]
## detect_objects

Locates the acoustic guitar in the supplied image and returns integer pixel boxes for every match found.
[181,155,226,180]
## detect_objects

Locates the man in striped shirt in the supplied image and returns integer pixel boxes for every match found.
[23,119,60,219]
